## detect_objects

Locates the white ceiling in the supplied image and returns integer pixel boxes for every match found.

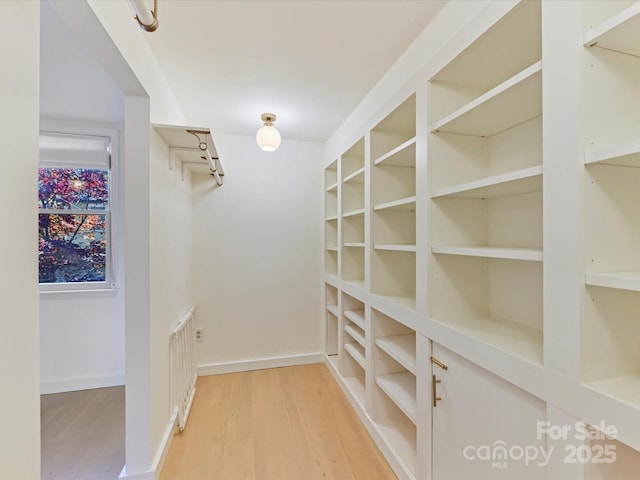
[141,0,447,143]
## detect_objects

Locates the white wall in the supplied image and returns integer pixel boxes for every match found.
[39,0,126,394]
[0,2,41,478]
[192,134,324,371]
[149,128,194,461]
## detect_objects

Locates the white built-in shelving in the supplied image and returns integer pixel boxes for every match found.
[428,0,543,366]
[341,292,367,407]
[341,138,366,289]
[582,1,640,415]
[325,284,338,359]
[372,308,417,477]
[325,159,339,276]
[371,95,417,311]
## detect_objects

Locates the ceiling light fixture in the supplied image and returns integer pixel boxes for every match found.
[256,113,281,152]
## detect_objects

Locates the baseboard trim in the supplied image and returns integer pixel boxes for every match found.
[323,354,412,480]
[198,353,324,376]
[118,411,178,480]
[40,372,125,394]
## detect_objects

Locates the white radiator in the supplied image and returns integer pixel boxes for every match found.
[170,307,197,432]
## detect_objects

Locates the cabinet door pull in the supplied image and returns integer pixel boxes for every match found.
[431,356,448,370]
[432,374,442,407]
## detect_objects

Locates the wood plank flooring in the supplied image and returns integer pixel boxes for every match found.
[41,386,125,480]
[159,363,397,480]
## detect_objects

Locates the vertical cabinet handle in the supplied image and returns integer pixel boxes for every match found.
[432,374,442,407]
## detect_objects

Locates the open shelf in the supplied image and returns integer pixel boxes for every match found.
[431,314,543,366]
[432,62,542,137]
[586,272,640,292]
[343,212,364,244]
[376,335,416,375]
[583,286,640,412]
[432,246,542,262]
[373,196,416,212]
[585,139,640,168]
[343,367,366,409]
[374,244,416,253]
[371,94,416,161]
[374,138,416,167]
[341,138,365,179]
[343,242,364,248]
[375,414,417,479]
[344,309,365,330]
[342,208,365,218]
[376,372,417,425]
[345,324,365,349]
[431,165,542,199]
[342,245,364,285]
[325,284,338,356]
[372,250,416,311]
[430,255,543,366]
[325,250,337,276]
[343,166,365,184]
[344,342,366,369]
[325,182,338,193]
[584,2,640,57]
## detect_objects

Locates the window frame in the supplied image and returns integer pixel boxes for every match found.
[38,120,120,293]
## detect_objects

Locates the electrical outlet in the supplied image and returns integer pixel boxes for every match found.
[195,328,204,342]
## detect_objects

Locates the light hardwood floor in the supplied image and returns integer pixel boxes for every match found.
[159,363,397,480]
[41,386,125,480]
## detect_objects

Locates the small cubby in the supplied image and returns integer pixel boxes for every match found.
[342,245,364,288]
[325,250,338,276]
[342,293,366,407]
[342,138,365,216]
[371,94,416,162]
[372,308,417,477]
[325,284,339,360]
[582,1,640,152]
[371,250,416,311]
[342,213,364,245]
[429,254,543,365]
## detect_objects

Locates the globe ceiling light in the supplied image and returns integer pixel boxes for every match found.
[256,113,281,152]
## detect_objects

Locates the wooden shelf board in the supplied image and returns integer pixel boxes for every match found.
[583,2,640,57]
[325,215,338,222]
[326,246,338,252]
[345,324,366,348]
[344,309,365,330]
[374,244,417,252]
[326,304,339,318]
[431,314,543,366]
[431,165,542,199]
[343,166,366,184]
[432,62,542,137]
[344,342,366,369]
[343,242,365,248]
[586,272,640,292]
[376,372,417,425]
[326,182,338,192]
[373,137,416,167]
[374,294,416,312]
[376,335,416,375]
[585,139,640,167]
[343,208,365,218]
[585,374,640,410]
[432,245,543,262]
[373,196,417,212]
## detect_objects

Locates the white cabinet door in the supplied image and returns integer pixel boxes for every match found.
[432,343,547,480]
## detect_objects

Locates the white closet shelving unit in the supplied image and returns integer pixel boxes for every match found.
[341,138,366,289]
[322,1,640,478]
[325,160,339,277]
[428,0,543,367]
[582,0,640,412]
[371,95,417,312]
